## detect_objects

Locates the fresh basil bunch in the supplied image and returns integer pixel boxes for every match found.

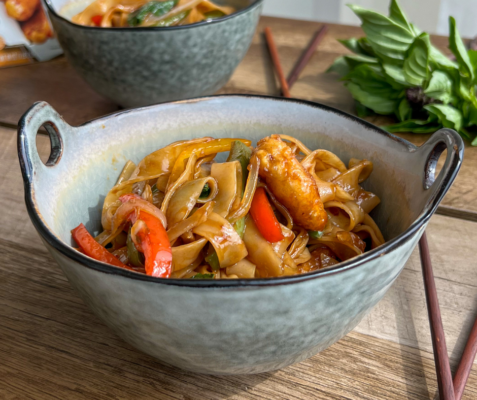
[328,0,477,145]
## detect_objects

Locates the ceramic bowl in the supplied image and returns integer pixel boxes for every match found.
[18,95,463,375]
[44,0,263,107]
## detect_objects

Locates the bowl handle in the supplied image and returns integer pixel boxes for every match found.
[18,101,73,183]
[415,128,464,211]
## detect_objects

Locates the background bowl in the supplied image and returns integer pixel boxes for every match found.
[44,0,263,108]
[18,95,463,374]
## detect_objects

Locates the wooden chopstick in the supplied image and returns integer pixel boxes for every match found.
[454,317,477,399]
[264,27,291,98]
[287,25,328,88]
[265,25,466,400]
[419,233,455,400]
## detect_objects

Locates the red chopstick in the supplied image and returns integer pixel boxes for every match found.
[419,233,455,400]
[263,25,475,400]
[287,25,328,88]
[264,27,291,98]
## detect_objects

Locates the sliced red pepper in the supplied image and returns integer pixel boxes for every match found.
[129,210,172,278]
[91,15,102,26]
[72,223,131,269]
[249,187,284,243]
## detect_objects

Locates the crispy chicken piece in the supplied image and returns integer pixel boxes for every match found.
[254,135,327,231]
[5,0,39,21]
[20,6,52,44]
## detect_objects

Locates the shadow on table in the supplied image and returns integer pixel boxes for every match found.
[391,291,435,400]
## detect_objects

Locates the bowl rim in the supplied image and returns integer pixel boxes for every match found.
[19,94,462,288]
[44,0,263,32]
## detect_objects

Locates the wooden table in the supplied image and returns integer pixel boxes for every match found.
[1,16,477,399]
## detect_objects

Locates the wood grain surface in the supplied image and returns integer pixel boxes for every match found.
[1,16,477,399]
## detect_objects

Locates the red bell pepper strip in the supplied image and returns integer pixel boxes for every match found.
[91,15,102,26]
[72,223,131,269]
[249,187,284,243]
[129,210,172,278]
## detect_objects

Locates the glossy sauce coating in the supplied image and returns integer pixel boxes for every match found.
[254,136,327,231]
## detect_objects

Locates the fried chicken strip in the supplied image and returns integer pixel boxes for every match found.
[254,135,327,231]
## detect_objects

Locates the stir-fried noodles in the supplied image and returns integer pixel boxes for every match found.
[70,0,235,27]
[71,135,385,279]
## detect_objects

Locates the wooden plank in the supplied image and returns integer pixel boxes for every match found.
[1,233,477,400]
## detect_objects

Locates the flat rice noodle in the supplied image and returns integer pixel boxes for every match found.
[170,254,204,279]
[363,213,385,244]
[211,161,242,218]
[167,201,214,243]
[302,149,347,173]
[353,224,383,249]
[348,158,373,183]
[299,246,338,272]
[282,251,298,275]
[227,155,260,223]
[161,153,197,214]
[314,233,363,261]
[171,238,207,272]
[278,134,312,155]
[288,229,309,259]
[116,160,137,185]
[226,258,256,279]
[101,171,167,230]
[316,167,340,182]
[271,224,295,257]
[324,200,364,231]
[332,160,372,194]
[243,216,284,277]
[167,138,251,190]
[194,154,215,179]
[71,0,148,25]
[197,0,234,14]
[192,212,248,268]
[166,177,218,226]
[354,189,381,214]
[294,247,311,265]
[142,184,153,203]
[262,184,293,229]
[306,164,336,203]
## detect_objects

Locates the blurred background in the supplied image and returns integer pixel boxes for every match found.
[262,0,476,37]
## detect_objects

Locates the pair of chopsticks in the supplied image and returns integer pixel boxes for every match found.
[264,25,477,400]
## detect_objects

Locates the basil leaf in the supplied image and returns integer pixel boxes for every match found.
[403,33,431,86]
[383,63,409,86]
[355,101,374,118]
[424,104,463,132]
[343,54,378,69]
[308,230,323,239]
[397,98,412,121]
[205,250,220,271]
[203,10,225,20]
[128,0,178,26]
[468,49,477,81]
[192,273,214,279]
[152,9,190,26]
[449,16,474,82]
[199,183,210,199]
[388,0,412,31]
[383,118,441,133]
[429,46,458,71]
[227,140,252,188]
[232,217,246,238]
[339,38,367,55]
[357,37,376,57]
[462,102,477,127]
[348,3,417,65]
[344,64,401,114]
[326,56,350,77]
[424,70,453,104]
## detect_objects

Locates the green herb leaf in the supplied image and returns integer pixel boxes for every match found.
[199,183,210,199]
[308,230,323,239]
[344,64,401,114]
[348,3,417,65]
[127,230,145,268]
[226,141,252,189]
[449,16,474,82]
[192,273,214,279]
[326,57,350,77]
[233,217,246,238]
[128,0,178,26]
[205,249,220,271]
[424,70,453,104]
[388,0,412,31]
[151,9,190,27]
[424,104,463,132]
[339,38,369,56]
[383,118,441,133]
[151,183,159,194]
[429,46,458,71]
[468,50,477,80]
[343,54,379,69]
[397,98,412,121]
[382,63,409,86]
[355,101,374,118]
[203,10,225,20]
[403,33,431,86]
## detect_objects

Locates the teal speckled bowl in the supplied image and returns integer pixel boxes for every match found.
[44,0,263,107]
[18,96,463,374]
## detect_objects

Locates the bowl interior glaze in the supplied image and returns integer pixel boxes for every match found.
[19,96,463,287]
